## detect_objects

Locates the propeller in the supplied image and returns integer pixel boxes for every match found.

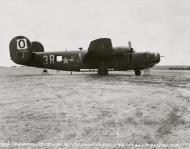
[128,41,134,61]
[128,41,132,49]
[128,41,134,53]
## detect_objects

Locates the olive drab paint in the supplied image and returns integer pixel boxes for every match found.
[9,36,32,64]
[9,36,160,76]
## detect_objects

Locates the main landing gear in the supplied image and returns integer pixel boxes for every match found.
[134,70,141,76]
[98,63,108,76]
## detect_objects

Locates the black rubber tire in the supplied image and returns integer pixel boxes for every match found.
[135,70,141,76]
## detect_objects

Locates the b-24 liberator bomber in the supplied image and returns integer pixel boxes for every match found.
[9,36,160,76]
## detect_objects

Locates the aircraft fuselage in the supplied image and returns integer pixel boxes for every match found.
[28,50,159,71]
[9,36,160,75]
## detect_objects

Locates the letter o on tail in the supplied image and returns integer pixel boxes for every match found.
[10,36,31,51]
[9,36,32,64]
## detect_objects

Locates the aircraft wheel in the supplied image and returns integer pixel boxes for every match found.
[135,70,141,76]
[98,64,108,76]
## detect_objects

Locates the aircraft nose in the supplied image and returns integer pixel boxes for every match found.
[154,52,160,63]
[144,52,160,63]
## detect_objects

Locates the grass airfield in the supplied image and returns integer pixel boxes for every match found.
[0,67,190,148]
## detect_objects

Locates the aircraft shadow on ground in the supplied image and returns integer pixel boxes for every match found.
[6,71,149,78]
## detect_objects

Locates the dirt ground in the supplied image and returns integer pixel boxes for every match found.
[0,67,190,148]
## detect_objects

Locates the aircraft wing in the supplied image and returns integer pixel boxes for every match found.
[83,38,114,67]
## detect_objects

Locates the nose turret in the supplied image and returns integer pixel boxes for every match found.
[144,52,160,64]
[154,52,160,63]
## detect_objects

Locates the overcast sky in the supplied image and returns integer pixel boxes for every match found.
[1,0,190,66]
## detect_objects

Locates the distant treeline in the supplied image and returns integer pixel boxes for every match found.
[169,67,190,70]
[153,65,190,70]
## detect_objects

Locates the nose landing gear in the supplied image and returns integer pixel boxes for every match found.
[134,69,150,76]
[143,69,150,76]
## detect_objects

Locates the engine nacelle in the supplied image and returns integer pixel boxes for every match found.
[9,36,32,65]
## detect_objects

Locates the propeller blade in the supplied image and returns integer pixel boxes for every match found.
[128,41,135,53]
[128,41,132,49]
